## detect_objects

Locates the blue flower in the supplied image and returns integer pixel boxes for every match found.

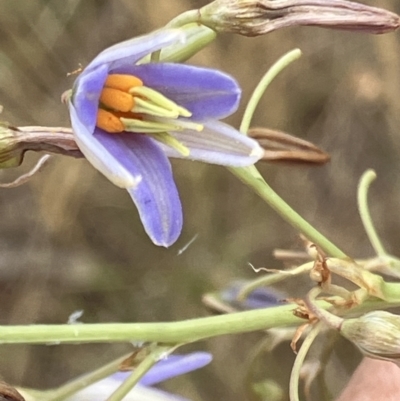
[68,29,263,247]
[220,281,284,310]
[203,281,284,313]
[68,352,212,401]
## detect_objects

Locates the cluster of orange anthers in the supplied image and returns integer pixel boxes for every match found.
[97,74,144,133]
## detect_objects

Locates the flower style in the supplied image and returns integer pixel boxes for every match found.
[68,352,212,401]
[68,29,263,247]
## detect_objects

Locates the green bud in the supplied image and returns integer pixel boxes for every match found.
[341,311,400,363]
[138,23,217,64]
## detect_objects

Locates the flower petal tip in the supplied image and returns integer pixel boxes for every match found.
[251,143,264,161]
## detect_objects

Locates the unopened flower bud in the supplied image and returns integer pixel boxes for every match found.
[199,0,400,37]
[341,311,400,363]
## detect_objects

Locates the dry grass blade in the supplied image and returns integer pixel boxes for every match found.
[0,154,51,188]
[0,381,25,401]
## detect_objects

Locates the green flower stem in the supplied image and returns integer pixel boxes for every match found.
[379,281,400,302]
[0,296,398,346]
[357,169,387,257]
[39,354,128,401]
[289,322,322,401]
[106,346,173,401]
[164,10,200,29]
[232,49,347,258]
[0,303,319,345]
[230,166,347,258]
[240,49,302,134]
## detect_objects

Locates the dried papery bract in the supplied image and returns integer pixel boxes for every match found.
[248,127,330,164]
[199,0,400,36]
[0,124,81,169]
[0,381,25,401]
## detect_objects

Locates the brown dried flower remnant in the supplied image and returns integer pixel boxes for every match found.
[199,0,400,37]
[248,127,330,164]
[0,124,82,169]
[0,381,25,401]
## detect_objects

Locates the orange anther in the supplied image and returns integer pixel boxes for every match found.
[96,109,124,133]
[104,74,143,92]
[99,88,134,112]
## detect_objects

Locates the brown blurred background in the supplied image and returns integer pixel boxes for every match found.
[0,0,400,400]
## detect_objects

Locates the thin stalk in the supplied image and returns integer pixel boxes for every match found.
[106,346,173,401]
[233,49,347,258]
[289,322,322,401]
[240,49,302,134]
[164,10,200,29]
[230,166,347,258]
[41,354,128,401]
[357,169,387,256]
[237,262,314,301]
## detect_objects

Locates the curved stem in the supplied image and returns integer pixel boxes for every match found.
[230,166,347,258]
[164,10,200,29]
[106,346,173,401]
[289,322,322,401]
[237,262,314,300]
[357,169,387,256]
[41,354,128,401]
[240,49,302,134]
[233,49,347,258]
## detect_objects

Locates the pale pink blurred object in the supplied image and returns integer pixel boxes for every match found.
[336,358,400,401]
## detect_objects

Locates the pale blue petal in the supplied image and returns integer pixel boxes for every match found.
[68,381,189,401]
[112,63,240,121]
[69,102,142,188]
[86,30,184,73]
[111,352,212,386]
[139,352,212,386]
[92,132,182,247]
[72,30,185,133]
[220,282,284,310]
[160,121,263,166]
[72,64,109,132]
[71,102,182,246]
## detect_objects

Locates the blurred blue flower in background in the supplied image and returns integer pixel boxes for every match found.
[69,352,212,401]
[68,29,263,247]
[220,281,284,311]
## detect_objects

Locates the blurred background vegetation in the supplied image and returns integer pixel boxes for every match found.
[0,0,400,400]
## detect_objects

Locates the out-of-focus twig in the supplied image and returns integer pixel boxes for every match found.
[0,155,51,188]
[0,381,25,401]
